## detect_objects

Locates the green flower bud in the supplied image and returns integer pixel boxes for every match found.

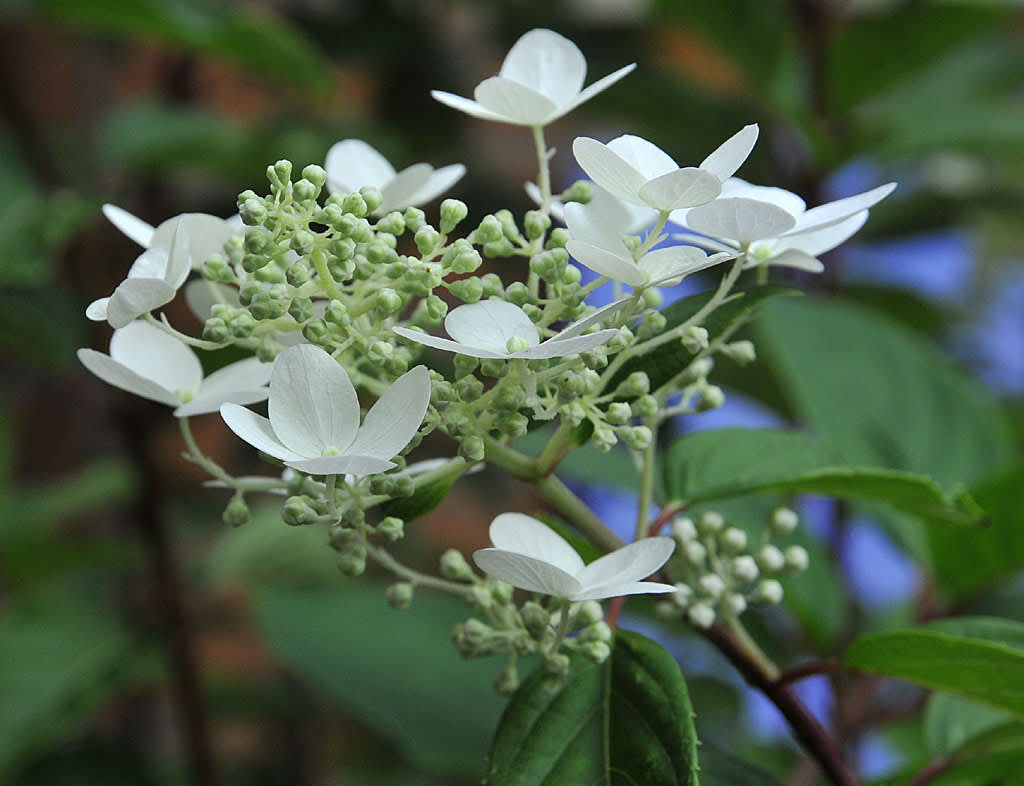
[201,255,235,283]
[615,371,650,398]
[580,640,611,663]
[367,341,394,364]
[495,383,526,410]
[249,291,288,321]
[637,310,667,339]
[453,354,478,378]
[360,186,383,214]
[282,495,321,527]
[453,618,495,657]
[286,259,312,287]
[521,303,542,323]
[771,507,799,535]
[592,424,617,452]
[565,400,587,426]
[685,541,707,564]
[480,358,507,378]
[451,247,483,274]
[351,220,374,245]
[479,273,504,298]
[696,385,725,412]
[641,287,663,309]
[431,380,456,405]
[726,593,747,615]
[440,549,474,581]
[720,527,748,554]
[784,545,810,572]
[293,178,318,204]
[375,288,403,317]
[687,603,716,629]
[631,394,659,418]
[545,653,571,677]
[572,600,604,628]
[202,317,230,343]
[242,253,270,274]
[561,265,582,286]
[723,339,756,364]
[578,621,612,644]
[222,496,250,527]
[699,573,726,600]
[228,311,257,338]
[425,294,448,322]
[386,582,414,609]
[671,583,693,609]
[301,163,326,188]
[521,602,551,637]
[483,238,515,258]
[342,192,368,218]
[303,319,329,344]
[618,425,652,451]
[369,474,395,496]
[377,517,404,543]
[414,226,442,255]
[686,357,714,381]
[403,206,426,233]
[239,197,268,226]
[524,209,550,240]
[338,548,367,576]
[560,179,592,204]
[459,436,485,462]
[681,325,710,354]
[245,226,275,254]
[392,475,414,498]
[366,240,398,266]
[496,411,529,438]
[456,375,484,401]
[289,297,314,323]
[268,159,292,189]
[546,227,570,249]
[440,199,469,234]
[751,579,784,605]
[505,335,531,354]
[505,281,530,306]
[580,345,608,370]
[494,209,520,240]
[449,277,484,304]
[756,544,786,573]
[254,263,285,284]
[606,402,632,426]
[698,511,725,535]
[672,517,697,542]
[732,555,759,583]
[376,210,406,235]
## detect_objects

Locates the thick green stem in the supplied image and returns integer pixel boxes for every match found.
[634,425,658,541]
[532,124,552,216]
[365,543,474,598]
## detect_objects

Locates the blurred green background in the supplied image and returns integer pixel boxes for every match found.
[2,1,1023,784]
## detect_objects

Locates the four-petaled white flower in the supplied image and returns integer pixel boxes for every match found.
[325,139,466,215]
[677,178,897,272]
[77,320,272,417]
[220,344,431,476]
[473,513,677,601]
[393,299,619,360]
[431,28,635,127]
[572,125,759,213]
[565,187,732,287]
[88,207,240,329]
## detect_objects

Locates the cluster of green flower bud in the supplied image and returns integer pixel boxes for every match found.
[657,507,808,629]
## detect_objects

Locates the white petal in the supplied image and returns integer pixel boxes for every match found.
[324,139,396,194]
[473,549,582,597]
[489,512,586,574]
[105,278,177,328]
[268,344,360,457]
[760,249,825,272]
[606,135,679,180]
[103,204,155,248]
[639,245,720,284]
[573,580,678,602]
[551,298,632,340]
[474,77,560,125]
[566,238,644,287]
[572,137,646,204]
[126,248,169,279]
[407,163,466,208]
[174,388,269,418]
[515,329,618,359]
[347,365,431,460]
[198,357,273,399]
[567,63,637,113]
[565,192,633,245]
[500,28,585,108]
[392,326,507,359]
[109,319,203,393]
[685,197,797,243]
[576,536,675,591]
[162,223,193,289]
[86,297,110,321]
[637,168,721,211]
[721,178,805,215]
[789,183,897,235]
[444,301,540,354]
[152,214,235,270]
[77,348,178,407]
[430,90,509,123]
[778,211,868,258]
[286,454,395,476]
[378,163,434,214]
[699,124,759,182]
[220,404,301,462]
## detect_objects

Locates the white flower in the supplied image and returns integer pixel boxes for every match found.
[526,181,657,235]
[392,299,620,360]
[88,206,240,329]
[473,513,677,601]
[431,28,635,126]
[77,320,272,417]
[571,125,759,213]
[219,344,431,476]
[677,178,897,272]
[325,139,466,215]
[564,188,732,287]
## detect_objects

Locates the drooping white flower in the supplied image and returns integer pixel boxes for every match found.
[392,299,619,360]
[564,188,732,287]
[431,28,635,127]
[676,178,897,272]
[102,204,240,268]
[220,344,431,476]
[325,139,466,215]
[473,513,677,601]
[571,125,759,213]
[77,320,272,417]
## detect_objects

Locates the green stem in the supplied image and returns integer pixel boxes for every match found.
[178,418,234,485]
[483,436,539,481]
[532,124,552,216]
[146,313,226,351]
[535,474,625,554]
[634,423,658,541]
[365,543,474,598]
[535,421,576,476]
[724,613,780,681]
[311,247,345,301]
[548,597,573,656]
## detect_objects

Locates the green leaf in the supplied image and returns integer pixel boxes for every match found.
[925,693,1017,757]
[256,585,508,776]
[664,428,984,527]
[486,629,699,786]
[845,617,1024,720]
[513,427,640,492]
[378,474,457,523]
[611,285,797,395]
[37,0,331,92]
[698,745,782,786]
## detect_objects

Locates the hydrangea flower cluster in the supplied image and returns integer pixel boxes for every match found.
[79,28,892,685]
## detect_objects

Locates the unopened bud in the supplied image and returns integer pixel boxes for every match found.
[720,527,748,554]
[757,545,786,573]
[752,579,784,605]
[606,402,632,425]
[698,511,725,534]
[672,517,697,542]
[699,574,726,600]
[696,385,725,412]
[376,516,404,543]
[732,555,759,583]
[360,186,383,214]
[784,545,810,572]
[771,507,800,535]
[723,340,756,364]
[282,495,320,527]
[440,199,469,234]
[386,582,414,609]
[494,661,520,696]
[222,496,250,527]
[440,549,474,581]
[688,603,716,629]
